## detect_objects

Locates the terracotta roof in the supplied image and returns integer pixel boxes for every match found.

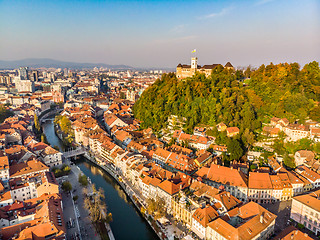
[296,165,320,183]
[248,172,272,189]
[274,226,313,240]
[226,127,239,134]
[207,201,276,240]
[158,180,180,195]
[225,62,233,68]
[293,189,320,212]
[192,205,219,227]
[296,150,315,161]
[196,164,248,187]
[9,159,49,178]
[0,156,9,170]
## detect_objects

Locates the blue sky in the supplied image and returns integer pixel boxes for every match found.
[0,0,319,68]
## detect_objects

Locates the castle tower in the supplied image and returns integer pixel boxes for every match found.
[191,57,198,69]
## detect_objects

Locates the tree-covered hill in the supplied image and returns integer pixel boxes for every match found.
[133,62,320,134]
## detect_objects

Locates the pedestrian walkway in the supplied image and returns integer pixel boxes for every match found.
[61,159,100,240]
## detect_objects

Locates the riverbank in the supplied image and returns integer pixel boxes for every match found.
[80,152,165,240]
[44,112,166,240]
[67,159,115,240]
[41,118,115,240]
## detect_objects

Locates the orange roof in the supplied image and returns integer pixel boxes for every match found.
[0,156,9,170]
[226,127,239,134]
[274,226,313,240]
[192,205,219,227]
[207,201,276,240]
[248,172,272,189]
[158,180,180,195]
[196,164,247,187]
[293,189,320,212]
[9,159,49,178]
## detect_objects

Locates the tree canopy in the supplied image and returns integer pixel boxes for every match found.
[134,61,320,132]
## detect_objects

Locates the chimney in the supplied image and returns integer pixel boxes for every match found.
[260,213,264,223]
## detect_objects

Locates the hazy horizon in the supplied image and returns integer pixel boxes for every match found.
[1,0,319,68]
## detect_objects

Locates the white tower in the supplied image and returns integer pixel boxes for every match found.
[191,57,198,69]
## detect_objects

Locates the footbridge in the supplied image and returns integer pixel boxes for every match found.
[63,147,86,159]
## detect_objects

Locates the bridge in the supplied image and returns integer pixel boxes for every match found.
[41,118,54,123]
[39,108,63,123]
[63,147,86,159]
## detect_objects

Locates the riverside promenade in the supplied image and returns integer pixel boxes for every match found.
[66,157,116,240]
[81,152,166,240]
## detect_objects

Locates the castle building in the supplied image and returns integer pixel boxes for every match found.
[176,57,234,79]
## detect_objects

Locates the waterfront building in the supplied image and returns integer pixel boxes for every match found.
[39,146,63,168]
[171,195,195,228]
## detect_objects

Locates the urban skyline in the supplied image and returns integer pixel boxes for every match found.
[1,0,319,68]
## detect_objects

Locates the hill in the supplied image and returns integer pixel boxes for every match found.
[0,58,132,70]
[133,61,320,134]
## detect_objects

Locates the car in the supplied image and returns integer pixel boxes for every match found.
[71,219,75,228]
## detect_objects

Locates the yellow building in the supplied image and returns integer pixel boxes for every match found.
[278,173,293,201]
[171,195,195,228]
[176,57,234,80]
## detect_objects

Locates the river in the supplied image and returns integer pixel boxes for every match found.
[42,120,159,240]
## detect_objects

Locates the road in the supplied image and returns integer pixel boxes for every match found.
[261,200,292,234]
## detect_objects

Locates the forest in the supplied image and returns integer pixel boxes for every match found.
[133,61,320,161]
[134,61,319,131]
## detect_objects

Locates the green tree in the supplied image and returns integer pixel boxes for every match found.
[283,154,296,169]
[41,134,48,144]
[168,137,176,146]
[62,181,72,192]
[313,142,320,154]
[34,113,41,133]
[83,185,110,223]
[146,197,166,220]
[227,139,244,160]
[79,174,88,186]
[242,128,255,148]
[0,105,13,123]
[73,195,79,201]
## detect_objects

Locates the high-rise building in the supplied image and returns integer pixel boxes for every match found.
[18,67,29,80]
[32,70,39,82]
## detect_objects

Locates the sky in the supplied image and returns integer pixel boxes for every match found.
[0,0,319,68]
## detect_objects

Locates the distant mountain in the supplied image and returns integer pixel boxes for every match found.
[0,58,133,70]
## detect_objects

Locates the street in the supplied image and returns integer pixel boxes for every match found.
[261,200,292,234]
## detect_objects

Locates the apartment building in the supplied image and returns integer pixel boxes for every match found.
[290,190,320,235]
